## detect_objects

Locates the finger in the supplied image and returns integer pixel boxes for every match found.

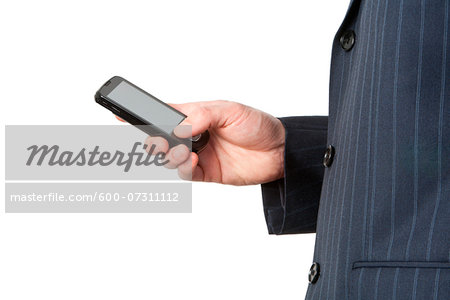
[172,106,210,138]
[192,165,205,181]
[177,152,199,181]
[144,136,169,155]
[169,101,239,138]
[178,153,204,181]
[163,144,191,169]
[115,115,126,122]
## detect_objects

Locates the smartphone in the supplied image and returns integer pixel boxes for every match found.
[95,76,209,153]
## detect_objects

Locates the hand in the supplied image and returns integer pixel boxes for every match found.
[151,100,285,185]
[120,100,285,185]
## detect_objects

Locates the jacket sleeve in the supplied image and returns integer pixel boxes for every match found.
[261,116,328,234]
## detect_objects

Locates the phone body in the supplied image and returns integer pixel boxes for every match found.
[95,76,209,153]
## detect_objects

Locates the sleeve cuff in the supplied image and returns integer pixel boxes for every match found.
[261,116,328,235]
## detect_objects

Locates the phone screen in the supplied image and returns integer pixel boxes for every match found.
[106,81,186,134]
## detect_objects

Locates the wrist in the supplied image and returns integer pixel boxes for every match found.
[274,117,286,180]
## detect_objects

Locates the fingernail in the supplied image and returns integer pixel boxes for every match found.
[174,121,192,137]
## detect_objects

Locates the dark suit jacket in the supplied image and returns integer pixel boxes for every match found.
[261,0,449,299]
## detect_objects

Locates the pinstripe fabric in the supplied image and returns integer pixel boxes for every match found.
[261,0,449,299]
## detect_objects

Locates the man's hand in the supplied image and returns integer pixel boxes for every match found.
[139,100,285,185]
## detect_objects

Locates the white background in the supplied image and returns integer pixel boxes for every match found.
[0,1,348,299]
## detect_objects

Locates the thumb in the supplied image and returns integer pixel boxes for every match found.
[170,101,236,138]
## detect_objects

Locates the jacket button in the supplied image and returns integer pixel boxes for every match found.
[323,145,335,168]
[308,262,320,284]
[340,30,356,51]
